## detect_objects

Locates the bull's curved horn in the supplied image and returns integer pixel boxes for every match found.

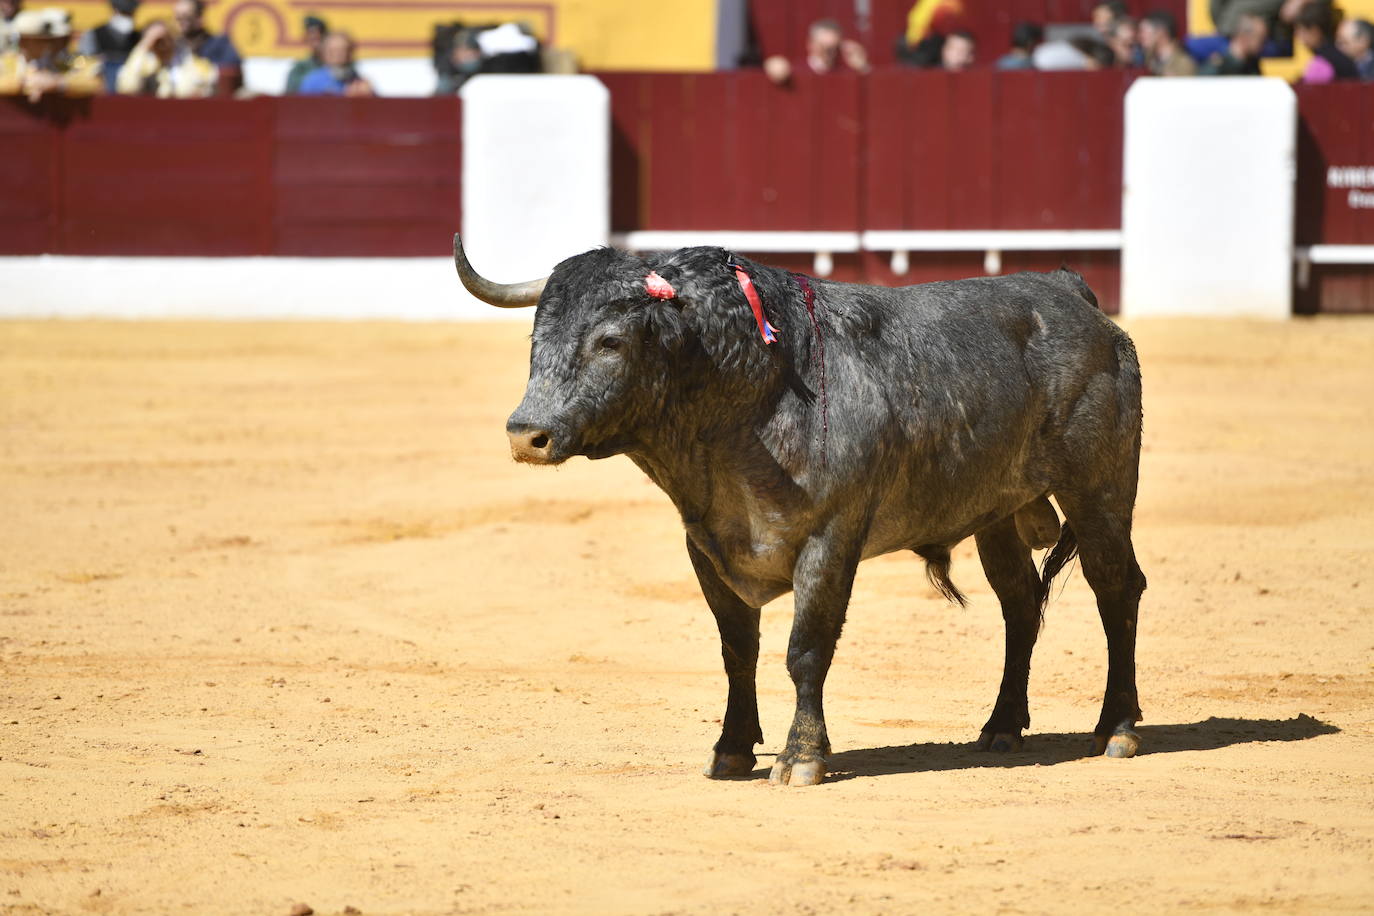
[453,234,547,308]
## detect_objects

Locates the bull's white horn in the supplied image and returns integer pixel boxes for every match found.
[453,234,548,308]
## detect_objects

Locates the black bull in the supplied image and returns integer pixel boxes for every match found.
[454,236,1146,787]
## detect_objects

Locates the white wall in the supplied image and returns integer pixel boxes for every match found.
[459,75,610,283]
[1121,77,1296,319]
[243,57,439,97]
[0,257,527,321]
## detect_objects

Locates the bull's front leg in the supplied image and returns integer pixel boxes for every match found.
[687,539,764,779]
[770,531,862,787]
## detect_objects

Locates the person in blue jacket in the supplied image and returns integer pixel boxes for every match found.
[299,31,374,96]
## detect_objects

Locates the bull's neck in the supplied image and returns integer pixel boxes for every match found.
[627,381,800,525]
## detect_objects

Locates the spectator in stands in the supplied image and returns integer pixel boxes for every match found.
[1108,16,1145,67]
[299,30,374,96]
[895,0,964,67]
[1336,17,1374,79]
[1294,1,1358,81]
[1,0,22,53]
[1072,36,1119,69]
[434,28,481,95]
[77,0,139,92]
[895,32,944,67]
[172,0,240,94]
[765,18,869,85]
[1206,0,1319,55]
[115,19,216,97]
[996,21,1041,70]
[1092,1,1130,40]
[1140,9,1198,75]
[283,14,327,94]
[1200,11,1268,73]
[0,7,101,101]
[1210,0,1274,36]
[941,29,975,71]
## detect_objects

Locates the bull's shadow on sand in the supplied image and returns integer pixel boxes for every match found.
[784,715,1338,782]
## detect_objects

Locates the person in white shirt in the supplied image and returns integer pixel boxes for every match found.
[115,18,216,97]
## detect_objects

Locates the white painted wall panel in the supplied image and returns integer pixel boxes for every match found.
[0,257,525,322]
[1121,78,1295,319]
[460,75,609,286]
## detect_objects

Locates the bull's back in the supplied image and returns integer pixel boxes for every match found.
[851,269,1132,549]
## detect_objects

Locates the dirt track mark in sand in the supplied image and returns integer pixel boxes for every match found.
[322,498,648,545]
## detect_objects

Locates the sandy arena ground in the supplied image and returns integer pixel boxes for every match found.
[2,316,1372,915]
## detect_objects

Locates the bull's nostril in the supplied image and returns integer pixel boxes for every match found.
[530,434,550,450]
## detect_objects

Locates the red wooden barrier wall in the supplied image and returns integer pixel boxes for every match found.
[1294,84,1374,314]
[0,95,461,258]
[2,80,1371,315]
[273,98,462,256]
[863,68,1131,230]
[62,98,275,255]
[0,97,63,255]
[600,70,863,233]
[604,68,1130,233]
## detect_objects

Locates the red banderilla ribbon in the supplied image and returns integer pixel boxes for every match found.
[729,258,777,344]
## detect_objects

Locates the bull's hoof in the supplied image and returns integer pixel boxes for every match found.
[1092,723,1141,758]
[703,750,757,779]
[976,730,1025,753]
[1105,728,1141,758]
[768,757,826,787]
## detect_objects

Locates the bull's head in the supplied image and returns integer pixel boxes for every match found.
[455,235,719,466]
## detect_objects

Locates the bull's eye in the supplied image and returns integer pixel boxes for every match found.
[599,335,623,351]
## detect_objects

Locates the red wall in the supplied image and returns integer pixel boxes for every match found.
[0,95,462,258]
[604,68,1131,233]
[3,80,1371,315]
[863,68,1132,230]
[600,70,864,232]
[0,98,62,255]
[1295,84,1374,314]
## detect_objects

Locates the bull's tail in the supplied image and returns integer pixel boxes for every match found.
[1037,522,1079,618]
[915,545,968,608]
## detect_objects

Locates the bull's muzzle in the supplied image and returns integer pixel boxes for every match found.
[506,421,558,465]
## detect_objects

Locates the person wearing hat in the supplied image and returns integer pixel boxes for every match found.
[115,16,215,97]
[0,7,102,101]
[77,0,142,92]
[284,14,326,94]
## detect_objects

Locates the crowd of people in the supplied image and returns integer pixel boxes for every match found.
[763,0,1370,83]
[0,0,379,98]
[1,0,1371,103]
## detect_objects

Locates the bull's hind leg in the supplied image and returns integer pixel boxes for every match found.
[974,516,1043,752]
[687,540,764,779]
[1057,494,1147,758]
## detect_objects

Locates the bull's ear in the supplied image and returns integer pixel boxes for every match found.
[643,299,689,354]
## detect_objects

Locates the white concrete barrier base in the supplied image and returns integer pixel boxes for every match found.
[0,256,530,321]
